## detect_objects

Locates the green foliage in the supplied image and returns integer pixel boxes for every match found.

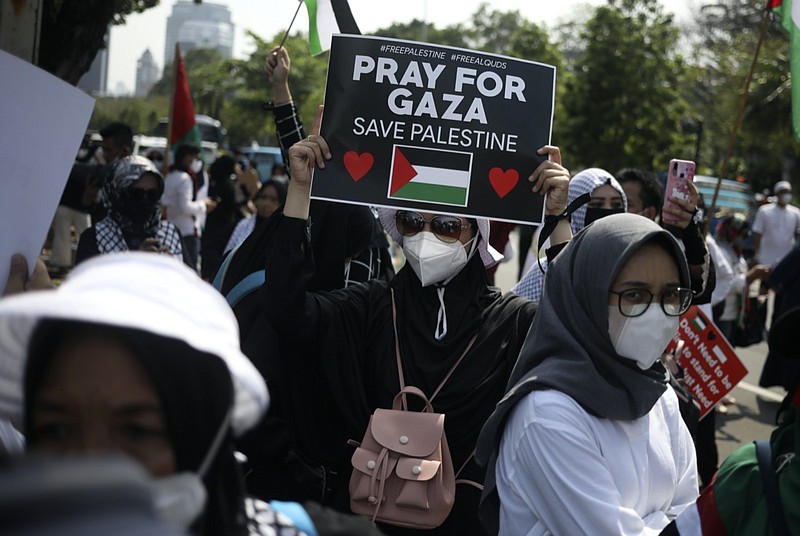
[685,0,795,193]
[220,32,329,148]
[84,0,797,187]
[39,0,160,84]
[90,95,168,134]
[560,0,689,172]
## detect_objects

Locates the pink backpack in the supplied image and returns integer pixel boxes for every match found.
[347,291,477,529]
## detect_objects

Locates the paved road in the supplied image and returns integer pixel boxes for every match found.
[492,237,790,465]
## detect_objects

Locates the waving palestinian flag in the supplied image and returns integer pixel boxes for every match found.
[169,44,202,155]
[304,0,360,55]
[769,0,800,140]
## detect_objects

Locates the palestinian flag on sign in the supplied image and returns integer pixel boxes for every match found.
[691,314,707,334]
[304,0,361,55]
[169,44,202,156]
[389,145,473,207]
[769,0,800,140]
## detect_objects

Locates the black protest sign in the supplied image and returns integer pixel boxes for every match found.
[312,35,556,225]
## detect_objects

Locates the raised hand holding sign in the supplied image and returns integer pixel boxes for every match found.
[313,35,557,225]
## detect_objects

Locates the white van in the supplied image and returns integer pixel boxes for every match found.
[133,135,218,165]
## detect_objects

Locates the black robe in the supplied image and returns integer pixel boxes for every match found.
[260,214,537,536]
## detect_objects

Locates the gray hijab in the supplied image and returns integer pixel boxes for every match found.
[475,214,691,534]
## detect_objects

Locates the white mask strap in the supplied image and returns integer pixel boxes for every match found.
[435,287,448,341]
[197,409,232,477]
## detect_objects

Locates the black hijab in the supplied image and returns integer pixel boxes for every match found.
[24,320,248,536]
[475,213,691,534]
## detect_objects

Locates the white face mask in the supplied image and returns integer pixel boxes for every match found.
[778,193,792,205]
[608,305,679,370]
[190,159,203,174]
[403,231,473,287]
[150,410,232,528]
[150,473,207,528]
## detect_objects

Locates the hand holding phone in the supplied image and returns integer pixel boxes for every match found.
[662,159,696,224]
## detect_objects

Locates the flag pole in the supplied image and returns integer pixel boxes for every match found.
[163,43,180,177]
[710,5,771,216]
[279,1,304,49]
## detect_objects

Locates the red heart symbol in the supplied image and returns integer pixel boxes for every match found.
[489,168,519,198]
[343,151,374,182]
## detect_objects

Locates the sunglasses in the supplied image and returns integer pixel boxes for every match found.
[125,187,161,203]
[395,211,472,243]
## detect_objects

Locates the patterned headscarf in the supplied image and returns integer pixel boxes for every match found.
[95,156,182,259]
[103,155,164,236]
[512,168,627,301]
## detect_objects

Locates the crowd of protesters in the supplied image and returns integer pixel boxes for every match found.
[1,43,798,536]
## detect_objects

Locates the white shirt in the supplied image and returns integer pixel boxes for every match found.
[706,235,735,312]
[716,241,749,321]
[496,388,698,536]
[751,202,800,266]
[161,169,206,237]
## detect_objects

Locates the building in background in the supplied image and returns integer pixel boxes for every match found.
[135,49,160,97]
[77,42,109,95]
[164,1,234,65]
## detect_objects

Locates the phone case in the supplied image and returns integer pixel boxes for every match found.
[662,159,696,224]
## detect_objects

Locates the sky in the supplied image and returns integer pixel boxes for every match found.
[108,0,698,95]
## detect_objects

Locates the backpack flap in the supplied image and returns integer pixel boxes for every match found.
[395,457,441,481]
[370,408,444,458]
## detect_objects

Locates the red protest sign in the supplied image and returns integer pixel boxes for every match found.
[666,306,748,419]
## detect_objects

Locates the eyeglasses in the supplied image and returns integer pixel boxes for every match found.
[395,211,472,243]
[609,287,693,317]
[125,188,160,203]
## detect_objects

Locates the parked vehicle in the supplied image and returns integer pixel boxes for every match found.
[694,175,757,219]
[152,114,227,149]
[133,135,218,165]
[241,145,284,182]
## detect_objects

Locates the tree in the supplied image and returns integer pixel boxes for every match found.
[561,0,689,172]
[686,0,795,190]
[373,19,469,48]
[220,32,329,148]
[38,0,159,84]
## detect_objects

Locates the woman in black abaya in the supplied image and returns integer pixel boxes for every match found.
[258,111,572,535]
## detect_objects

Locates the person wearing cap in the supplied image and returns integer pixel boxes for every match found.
[75,155,183,264]
[0,253,384,536]
[660,306,800,535]
[257,107,571,534]
[751,180,800,269]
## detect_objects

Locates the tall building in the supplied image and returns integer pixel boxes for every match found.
[135,49,160,97]
[77,43,109,95]
[164,1,233,66]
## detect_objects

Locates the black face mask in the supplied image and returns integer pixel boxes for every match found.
[117,189,160,227]
[583,206,625,227]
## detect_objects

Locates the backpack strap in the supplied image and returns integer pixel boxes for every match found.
[754,440,790,536]
[225,270,266,308]
[211,247,236,292]
[211,246,266,308]
[390,288,477,410]
[454,449,483,491]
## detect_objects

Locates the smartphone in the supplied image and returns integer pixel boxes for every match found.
[127,231,158,251]
[662,159,696,224]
